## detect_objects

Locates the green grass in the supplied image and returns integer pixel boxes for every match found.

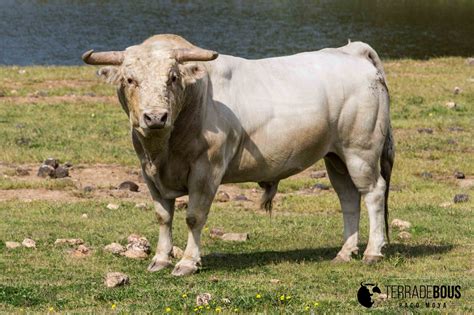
[0,58,473,313]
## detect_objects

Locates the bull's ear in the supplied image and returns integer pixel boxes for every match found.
[97,66,121,85]
[181,63,207,85]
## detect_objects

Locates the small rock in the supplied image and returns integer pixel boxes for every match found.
[221,297,231,304]
[176,200,188,210]
[33,90,48,97]
[210,227,225,239]
[104,243,125,254]
[420,172,432,179]
[440,202,453,208]
[105,272,129,288]
[391,219,411,230]
[221,233,249,242]
[118,181,139,192]
[448,127,464,132]
[37,165,55,178]
[312,183,330,190]
[398,231,412,240]
[209,275,219,282]
[171,246,184,259]
[106,203,120,210]
[454,171,465,179]
[135,203,148,210]
[69,244,90,258]
[16,137,31,146]
[83,186,94,193]
[52,166,69,178]
[215,191,230,202]
[453,194,469,204]
[10,89,18,95]
[233,194,249,201]
[122,249,148,259]
[81,213,88,219]
[466,57,474,66]
[43,158,59,169]
[196,293,212,306]
[270,279,281,284]
[417,128,433,134]
[445,101,457,109]
[54,238,84,246]
[21,238,36,248]
[127,234,142,244]
[18,69,26,74]
[5,241,21,249]
[126,235,151,253]
[453,87,462,95]
[15,167,30,176]
[310,170,327,179]
[64,161,73,168]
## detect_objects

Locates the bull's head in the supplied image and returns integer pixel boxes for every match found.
[82,35,218,135]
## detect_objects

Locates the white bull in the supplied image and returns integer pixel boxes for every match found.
[82,34,394,276]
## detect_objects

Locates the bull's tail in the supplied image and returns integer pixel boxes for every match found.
[380,123,395,244]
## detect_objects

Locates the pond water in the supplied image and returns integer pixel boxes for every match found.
[1,0,473,65]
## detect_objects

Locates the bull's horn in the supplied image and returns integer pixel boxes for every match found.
[172,48,218,63]
[82,50,125,65]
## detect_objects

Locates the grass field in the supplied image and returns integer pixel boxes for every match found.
[0,58,473,313]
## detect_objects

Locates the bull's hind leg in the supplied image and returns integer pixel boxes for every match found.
[344,152,387,263]
[324,153,361,262]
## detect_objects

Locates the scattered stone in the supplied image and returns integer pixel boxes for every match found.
[445,101,457,109]
[453,86,462,95]
[118,181,139,192]
[10,89,18,95]
[64,161,73,168]
[54,238,84,246]
[439,202,453,208]
[83,186,94,193]
[52,166,69,178]
[21,238,36,248]
[233,194,249,201]
[196,293,212,306]
[106,203,120,210]
[37,165,55,178]
[210,227,225,239]
[81,213,88,219]
[312,183,330,190]
[135,203,148,210]
[221,298,231,304]
[270,279,281,284]
[171,246,184,259]
[16,137,30,146]
[209,275,219,283]
[5,241,21,249]
[105,272,129,288]
[215,191,230,202]
[15,167,30,176]
[69,244,90,258]
[122,249,148,259]
[33,90,48,97]
[43,158,59,169]
[221,233,249,242]
[466,57,474,66]
[176,200,188,210]
[104,243,125,254]
[18,69,26,74]
[391,219,412,231]
[453,194,469,204]
[398,231,412,240]
[417,128,433,134]
[448,127,464,132]
[310,170,327,179]
[454,171,465,179]
[420,172,432,179]
[127,234,141,244]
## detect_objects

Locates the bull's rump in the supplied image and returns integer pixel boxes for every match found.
[215,50,382,183]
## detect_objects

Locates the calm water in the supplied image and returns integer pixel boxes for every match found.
[1,0,473,65]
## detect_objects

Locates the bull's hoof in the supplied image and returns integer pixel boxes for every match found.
[147,258,172,272]
[332,253,351,263]
[171,260,199,276]
[362,255,384,265]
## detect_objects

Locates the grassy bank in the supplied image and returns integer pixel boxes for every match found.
[0,58,473,313]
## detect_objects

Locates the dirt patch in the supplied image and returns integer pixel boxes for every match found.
[0,95,116,105]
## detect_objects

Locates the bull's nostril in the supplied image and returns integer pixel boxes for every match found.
[160,112,168,123]
[143,113,152,123]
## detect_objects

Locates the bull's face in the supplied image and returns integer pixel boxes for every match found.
[82,41,218,134]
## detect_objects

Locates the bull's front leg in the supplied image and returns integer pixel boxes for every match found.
[147,197,175,272]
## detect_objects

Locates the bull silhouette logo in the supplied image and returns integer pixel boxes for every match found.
[357,282,381,308]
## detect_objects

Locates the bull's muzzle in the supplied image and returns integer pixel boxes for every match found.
[142,109,168,130]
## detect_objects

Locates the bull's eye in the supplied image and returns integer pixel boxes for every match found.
[127,78,134,85]
[171,74,177,83]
